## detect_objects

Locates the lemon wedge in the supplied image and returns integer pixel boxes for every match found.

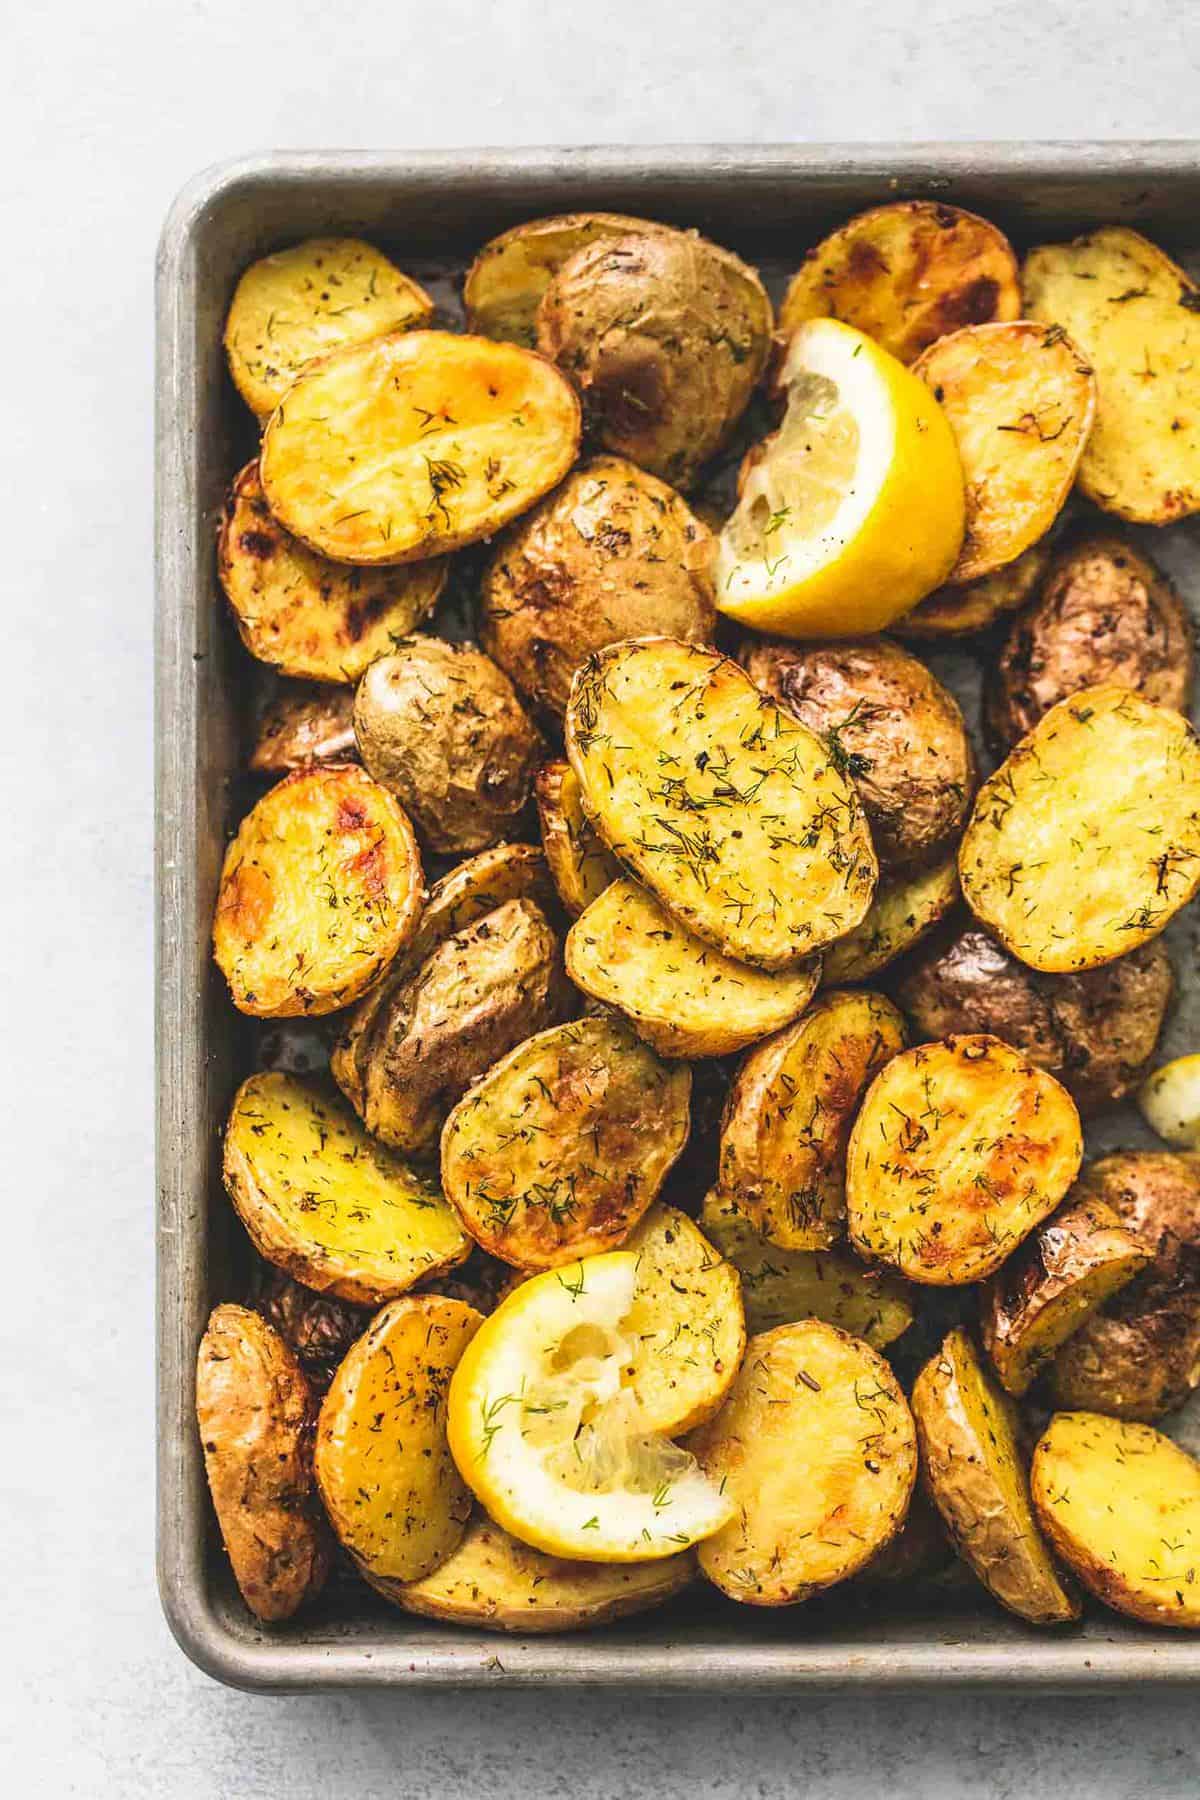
[1138,1053,1200,1150]
[446,1253,735,1561]
[716,317,965,638]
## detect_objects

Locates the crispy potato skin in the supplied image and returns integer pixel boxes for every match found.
[195,1305,331,1622]
[534,761,620,917]
[986,535,1194,753]
[895,540,1052,641]
[779,202,1021,365]
[250,1266,373,1391]
[212,764,423,1017]
[821,857,959,987]
[481,457,716,718]
[912,1328,1079,1624]
[249,682,358,776]
[741,635,976,871]
[536,230,772,489]
[690,1319,917,1605]
[622,1206,745,1435]
[895,924,1174,1116]
[846,1034,1083,1285]
[353,638,542,855]
[464,213,662,347]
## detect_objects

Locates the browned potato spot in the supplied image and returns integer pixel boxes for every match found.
[250,1266,373,1391]
[895,540,1052,641]
[821,857,959,987]
[535,761,621,917]
[465,212,662,346]
[249,682,358,776]
[621,1205,746,1435]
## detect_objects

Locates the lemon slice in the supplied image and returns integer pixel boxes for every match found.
[1139,1053,1200,1149]
[715,317,965,638]
[447,1253,735,1561]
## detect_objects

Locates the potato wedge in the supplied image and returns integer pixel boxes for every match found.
[566,878,821,1059]
[565,638,878,970]
[779,201,1020,365]
[690,1319,917,1605]
[465,212,659,346]
[440,1015,691,1269]
[821,857,959,986]
[196,1304,331,1622]
[315,1295,482,1582]
[535,761,621,917]
[1023,227,1200,523]
[718,990,907,1250]
[260,330,581,565]
[912,321,1096,582]
[981,1197,1151,1396]
[958,685,1200,973]
[224,237,434,420]
[212,764,423,1017]
[895,540,1052,641]
[249,682,357,775]
[621,1205,746,1435]
[912,1328,1079,1624]
[698,1190,914,1346]
[224,1072,470,1304]
[846,1035,1083,1285]
[1032,1412,1200,1627]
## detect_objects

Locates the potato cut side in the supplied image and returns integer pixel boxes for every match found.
[779,201,1020,365]
[699,1191,914,1346]
[1033,1412,1200,1627]
[821,857,959,986]
[622,1205,746,1435]
[958,685,1200,973]
[224,1073,470,1304]
[260,330,581,565]
[913,321,1095,582]
[846,1035,1083,1285]
[719,989,907,1249]
[315,1295,482,1582]
[565,638,878,969]
[224,237,434,419]
[566,877,821,1058]
[690,1319,917,1605]
[212,764,423,1017]
[535,762,621,917]
[896,540,1052,641]
[440,1015,691,1270]
[464,212,659,346]
[1023,227,1200,523]
[912,1328,1079,1624]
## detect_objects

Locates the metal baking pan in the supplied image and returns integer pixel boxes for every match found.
[156,144,1200,1691]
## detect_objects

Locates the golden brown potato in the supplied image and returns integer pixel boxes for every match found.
[353,638,542,855]
[536,228,772,489]
[224,1072,470,1304]
[250,1265,373,1390]
[1022,227,1200,524]
[821,857,959,987]
[846,1035,1083,1285]
[315,1295,482,1582]
[195,1304,331,1622]
[913,321,1096,582]
[980,1197,1151,1396]
[249,682,358,775]
[464,212,660,346]
[534,761,620,917]
[718,989,906,1249]
[224,238,434,419]
[985,535,1194,753]
[211,764,423,1017]
[894,924,1174,1117]
[481,456,716,717]
[690,1319,917,1605]
[440,1015,691,1269]
[895,540,1052,641]
[912,1328,1080,1624]
[778,201,1021,365]
[565,639,878,970]
[740,635,976,871]
[1032,1412,1200,1628]
[260,330,581,564]
[565,877,821,1059]
[618,1205,746,1435]
[958,685,1200,973]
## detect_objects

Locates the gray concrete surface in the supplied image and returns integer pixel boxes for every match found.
[3,0,1200,1792]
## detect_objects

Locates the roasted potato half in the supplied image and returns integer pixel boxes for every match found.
[260,330,581,565]
[895,540,1052,641]
[315,1295,482,1582]
[565,639,878,970]
[212,764,423,1017]
[353,638,542,855]
[1032,1412,1200,1628]
[846,1035,1083,1285]
[912,1328,1080,1624]
[821,857,959,987]
[958,685,1200,973]
[250,1266,373,1390]
[249,682,357,776]
[690,1319,917,1605]
[224,237,433,420]
[778,201,1021,365]
[224,1072,470,1304]
[196,1304,331,1621]
[535,762,621,917]
[481,456,716,718]
[440,1015,691,1269]
[621,1205,746,1436]
[566,878,821,1059]
[1023,227,1200,524]
[465,212,659,346]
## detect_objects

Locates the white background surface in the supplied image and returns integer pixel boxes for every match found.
[3,1,1200,1793]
